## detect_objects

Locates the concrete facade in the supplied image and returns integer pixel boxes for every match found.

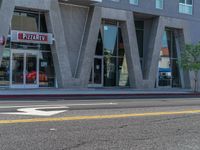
[0,0,199,90]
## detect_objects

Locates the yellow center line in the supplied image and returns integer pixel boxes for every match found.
[0,109,200,124]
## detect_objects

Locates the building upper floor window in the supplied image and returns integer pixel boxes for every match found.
[156,0,163,9]
[179,0,193,15]
[129,0,138,5]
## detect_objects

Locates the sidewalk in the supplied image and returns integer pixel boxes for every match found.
[0,88,197,99]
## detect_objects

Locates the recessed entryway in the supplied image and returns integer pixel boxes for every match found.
[10,49,39,88]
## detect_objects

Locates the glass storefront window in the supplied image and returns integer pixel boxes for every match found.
[12,11,39,32]
[40,14,48,33]
[117,28,129,86]
[39,52,55,87]
[95,32,103,56]
[104,56,117,86]
[39,14,51,51]
[0,9,57,88]
[11,42,40,50]
[135,21,144,58]
[0,49,10,86]
[118,57,129,86]
[91,20,129,87]
[12,53,24,85]
[103,25,118,57]
[157,29,181,88]
[135,21,144,72]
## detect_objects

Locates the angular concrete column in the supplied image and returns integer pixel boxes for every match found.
[174,30,191,89]
[144,16,165,88]
[120,12,143,88]
[0,0,14,64]
[46,0,73,88]
[180,23,192,89]
[142,16,192,89]
[75,6,102,86]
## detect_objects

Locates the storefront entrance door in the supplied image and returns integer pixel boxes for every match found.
[10,50,39,88]
[89,57,103,87]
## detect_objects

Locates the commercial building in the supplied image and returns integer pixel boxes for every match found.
[0,0,198,90]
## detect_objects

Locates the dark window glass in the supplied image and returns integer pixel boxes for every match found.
[135,21,144,68]
[0,49,10,86]
[104,57,117,86]
[118,28,125,58]
[92,20,129,87]
[94,58,102,84]
[11,42,40,50]
[117,28,129,86]
[95,31,103,56]
[186,0,192,4]
[117,58,129,86]
[136,30,144,58]
[40,14,48,32]
[135,21,144,30]
[179,0,185,4]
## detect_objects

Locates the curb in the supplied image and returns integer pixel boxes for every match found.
[0,92,199,100]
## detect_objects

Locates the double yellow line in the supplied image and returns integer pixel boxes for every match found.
[0,109,200,124]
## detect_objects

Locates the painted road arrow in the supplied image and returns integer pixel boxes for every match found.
[0,103,118,116]
[0,106,68,116]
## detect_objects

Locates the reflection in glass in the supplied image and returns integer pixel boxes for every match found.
[103,25,118,56]
[104,56,117,86]
[26,53,37,84]
[11,11,50,51]
[135,21,144,59]
[92,20,129,87]
[90,31,103,85]
[11,11,39,50]
[90,20,130,87]
[118,28,129,86]
[0,49,10,86]
[94,58,102,84]
[118,57,129,86]
[102,23,129,87]
[39,52,55,87]
[7,10,56,88]
[12,11,39,32]
[89,58,103,85]
[158,30,181,87]
[12,53,24,84]
[171,59,181,87]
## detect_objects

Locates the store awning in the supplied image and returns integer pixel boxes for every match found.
[59,0,102,6]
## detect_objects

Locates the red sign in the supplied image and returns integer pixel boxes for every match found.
[0,35,6,46]
[11,30,53,45]
[18,32,48,43]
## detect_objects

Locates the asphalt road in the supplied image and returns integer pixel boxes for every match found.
[0,98,200,150]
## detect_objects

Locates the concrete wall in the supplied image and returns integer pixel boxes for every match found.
[59,4,88,76]
[0,0,14,63]
[99,0,200,44]
[99,0,200,22]
[188,21,200,44]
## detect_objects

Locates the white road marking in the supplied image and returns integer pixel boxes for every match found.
[0,103,118,116]
[0,106,68,116]
[0,103,118,109]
